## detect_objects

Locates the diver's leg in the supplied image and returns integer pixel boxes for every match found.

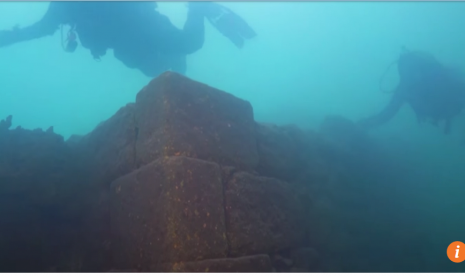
[153,2,256,55]
[150,5,206,55]
[180,3,208,54]
[0,2,63,48]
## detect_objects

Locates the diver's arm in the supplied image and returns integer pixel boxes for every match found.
[358,90,405,130]
[0,2,63,48]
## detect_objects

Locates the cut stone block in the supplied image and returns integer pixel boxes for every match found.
[110,156,227,271]
[135,71,258,170]
[225,172,306,256]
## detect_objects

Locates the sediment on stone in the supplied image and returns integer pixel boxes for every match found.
[110,156,228,271]
[135,72,259,171]
[156,254,272,272]
[224,171,306,257]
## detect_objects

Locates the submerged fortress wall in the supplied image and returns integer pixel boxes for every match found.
[0,72,428,272]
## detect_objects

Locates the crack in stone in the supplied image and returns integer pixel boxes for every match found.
[221,166,237,258]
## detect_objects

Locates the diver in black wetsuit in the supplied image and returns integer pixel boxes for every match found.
[0,1,256,77]
[358,48,465,134]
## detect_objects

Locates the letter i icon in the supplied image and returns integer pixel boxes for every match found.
[448,241,465,263]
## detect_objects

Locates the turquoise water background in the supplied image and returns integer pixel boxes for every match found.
[1,1,465,271]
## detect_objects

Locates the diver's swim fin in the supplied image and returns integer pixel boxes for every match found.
[203,2,257,48]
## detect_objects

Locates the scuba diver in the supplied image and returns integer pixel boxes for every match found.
[0,1,256,77]
[358,47,465,134]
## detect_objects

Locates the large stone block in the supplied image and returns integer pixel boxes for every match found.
[110,156,227,271]
[225,172,306,256]
[135,72,258,170]
[158,254,272,272]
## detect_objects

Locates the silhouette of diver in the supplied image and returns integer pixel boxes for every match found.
[0,1,257,77]
[359,47,465,134]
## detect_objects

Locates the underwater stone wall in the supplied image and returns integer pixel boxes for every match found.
[89,72,310,272]
[0,72,425,272]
